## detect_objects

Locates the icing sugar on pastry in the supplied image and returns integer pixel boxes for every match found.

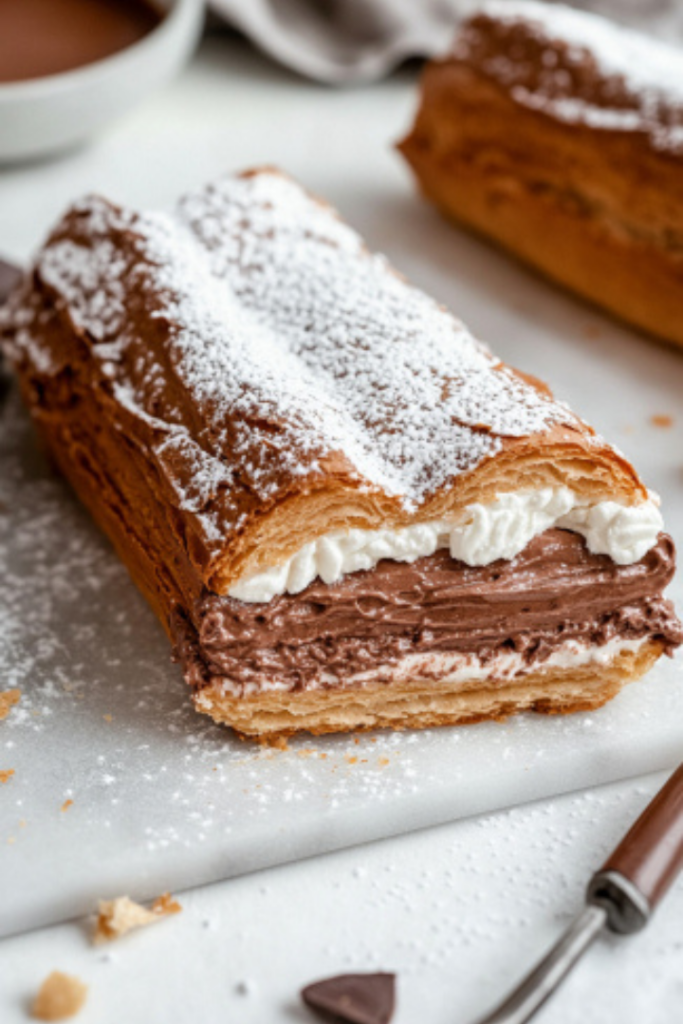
[462,1,683,151]
[24,171,578,550]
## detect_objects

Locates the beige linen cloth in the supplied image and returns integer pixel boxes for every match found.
[209,0,683,83]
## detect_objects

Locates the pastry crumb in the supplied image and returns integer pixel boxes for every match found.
[61,800,73,813]
[268,735,289,751]
[650,414,674,429]
[0,769,15,784]
[0,688,21,720]
[93,893,181,943]
[32,972,87,1020]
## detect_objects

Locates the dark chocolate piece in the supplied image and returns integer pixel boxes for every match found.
[301,973,396,1024]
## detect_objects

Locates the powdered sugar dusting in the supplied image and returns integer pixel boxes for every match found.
[467,1,683,151]
[14,172,576,546]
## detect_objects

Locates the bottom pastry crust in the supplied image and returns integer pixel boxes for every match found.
[194,640,664,742]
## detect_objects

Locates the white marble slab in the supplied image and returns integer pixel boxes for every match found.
[1,37,682,941]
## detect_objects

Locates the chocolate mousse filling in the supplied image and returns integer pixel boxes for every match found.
[173,530,681,696]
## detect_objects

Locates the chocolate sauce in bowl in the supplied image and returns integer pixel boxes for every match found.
[0,0,162,83]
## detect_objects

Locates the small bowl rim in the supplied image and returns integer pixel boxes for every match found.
[0,0,198,102]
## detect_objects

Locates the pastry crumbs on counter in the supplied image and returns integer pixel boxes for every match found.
[651,414,674,428]
[102,714,113,723]
[346,756,358,765]
[32,972,87,1020]
[0,688,21,720]
[61,800,73,813]
[93,892,181,943]
[0,769,15,783]
[378,757,390,767]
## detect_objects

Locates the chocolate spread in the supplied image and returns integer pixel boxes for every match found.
[0,0,161,83]
[175,530,682,693]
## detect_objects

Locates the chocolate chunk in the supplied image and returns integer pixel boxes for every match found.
[301,972,396,1024]
[0,258,22,305]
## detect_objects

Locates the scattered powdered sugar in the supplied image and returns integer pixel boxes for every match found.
[469,1,683,151]
[18,172,577,545]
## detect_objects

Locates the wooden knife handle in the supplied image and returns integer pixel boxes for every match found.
[588,763,683,933]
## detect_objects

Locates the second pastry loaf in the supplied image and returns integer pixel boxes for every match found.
[399,1,683,349]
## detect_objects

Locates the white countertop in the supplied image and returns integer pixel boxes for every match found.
[2,774,682,1023]
[1,30,682,1024]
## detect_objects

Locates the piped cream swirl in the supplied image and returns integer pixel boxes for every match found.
[228,487,663,603]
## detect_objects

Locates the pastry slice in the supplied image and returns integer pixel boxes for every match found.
[1,168,680,741]
[398,1,683,348]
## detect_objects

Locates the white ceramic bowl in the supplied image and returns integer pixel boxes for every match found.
[0,0,203,163]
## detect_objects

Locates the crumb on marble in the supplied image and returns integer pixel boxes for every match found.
[93,893,181,944]
[0,769,15,784]
[650,414,674,429]
[32,971,87,1020]
[0,688,21,721]
[61,800,73,813]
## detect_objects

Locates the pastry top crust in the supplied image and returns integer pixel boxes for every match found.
[447,1,683,155]
[1,168,644,593]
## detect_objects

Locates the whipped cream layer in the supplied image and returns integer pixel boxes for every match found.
[229,487,663,603]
